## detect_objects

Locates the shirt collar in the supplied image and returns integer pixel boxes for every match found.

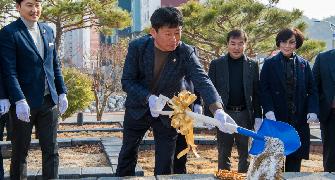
[21,16,38,30]
[279,51,297,61]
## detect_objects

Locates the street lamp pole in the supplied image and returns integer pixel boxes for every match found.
[314,20,335,49]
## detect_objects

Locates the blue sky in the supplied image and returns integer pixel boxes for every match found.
[259,0,334,20]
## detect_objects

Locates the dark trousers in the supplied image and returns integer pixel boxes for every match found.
[173,134,187,174]
[0,113,11,180]
[0,112,12,141]
[320,109,335,172]
[0,146,3,180]
[217,109,250,173]
[285,156,302,172]
[116,111,178,176]
[10,95,59,180]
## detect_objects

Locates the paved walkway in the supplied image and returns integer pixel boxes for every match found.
[62,112,125,123]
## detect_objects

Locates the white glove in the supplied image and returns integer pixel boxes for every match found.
[58,94,68,115]
[0,99,10,114]
[254,118,263,132]
[148,94,169,118]
[307,113,319,124]
[193,104,203,114]
[148,95,159,117]
[265,111,276,121]
[15,99,30,122]
[214,109,238,134]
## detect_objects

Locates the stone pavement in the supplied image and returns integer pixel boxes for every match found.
[56,172,335,179]
[62,112,124,124]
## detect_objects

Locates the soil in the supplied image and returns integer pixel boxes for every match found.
[58,123,122,130]
[57,131,123,139]
[3,144,109,172]
[2,124,123,141]
[138,145,323,176]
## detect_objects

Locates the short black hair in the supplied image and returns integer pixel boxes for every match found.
[150,7,183,32]
[276,28,304,49]
[226,29,248,44]
[15,0,42,4]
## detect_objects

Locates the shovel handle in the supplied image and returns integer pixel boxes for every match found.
[185,111,222,127]
[186,112,265,141]
[154,110,221,127]
[154,110,173,116]
[156,110,265,140]
[237,127,265,140]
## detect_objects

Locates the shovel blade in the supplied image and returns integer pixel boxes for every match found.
[249,119,301,156]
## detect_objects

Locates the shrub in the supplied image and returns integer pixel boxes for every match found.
[61,67,94,120]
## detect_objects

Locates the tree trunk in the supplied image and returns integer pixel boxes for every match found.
[97,93,109,121]
[55,21,63,59]
[94,89,101,121]
[97,111,103,121]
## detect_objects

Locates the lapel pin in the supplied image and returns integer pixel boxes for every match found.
[172,58,176,62]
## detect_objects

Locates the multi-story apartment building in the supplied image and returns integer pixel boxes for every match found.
[101,0,161,44]
[63,0,161,68]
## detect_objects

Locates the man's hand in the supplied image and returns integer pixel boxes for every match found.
[16,99,30,122]
[193,104,203,114]
[254,118,263,132]
[214,109,238,134]
[0,99,10,114]
[265,111,276,121]
[59,94,68,115]
[148,95,159,117]
[148,94,172,117]
[307,113,319,124]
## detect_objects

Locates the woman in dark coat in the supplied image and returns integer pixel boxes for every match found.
[260,28,319,172]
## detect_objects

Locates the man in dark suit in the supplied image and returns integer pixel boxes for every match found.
[260,28,318,172]
[313,49,335,172]
[0,0,68,179]
[0,63,10,180]
[116,7,237,176]
[206,29,262,173]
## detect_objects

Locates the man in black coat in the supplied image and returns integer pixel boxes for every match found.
[313,49,335,172]
[206,29,262,173]
[116,7,237,176]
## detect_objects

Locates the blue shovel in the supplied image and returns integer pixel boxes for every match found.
[184,111,301,156]
[237,119,301,156]
[157,109,301,156]
[154,95,301,156]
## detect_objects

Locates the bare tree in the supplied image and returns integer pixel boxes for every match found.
[91,38,129,121]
